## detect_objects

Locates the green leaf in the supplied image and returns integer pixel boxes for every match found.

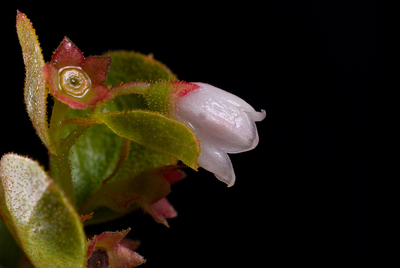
[69,124,125,208]
[79,167,171,225]
[63,51,180,211]
[97,110,200,169]
[144,81,174,115]
[0,154,86,268]
[16,11,55,155]
[67,123,176,209]
[0,218,23,268]
[103,51,177,86]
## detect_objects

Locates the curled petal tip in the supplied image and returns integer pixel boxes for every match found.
[216,174,236,187]
[249,109,267,122]
[198,147,236,187]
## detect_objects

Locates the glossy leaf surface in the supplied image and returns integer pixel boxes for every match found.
[97,110,200,170]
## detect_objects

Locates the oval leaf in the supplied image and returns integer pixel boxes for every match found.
[79,167,171,225]
[103,51,177,86]
[16,11,55,154]
[97,110,200,169]
[0,219,23,268]
[63,123,176,208]
[0,154,86,268]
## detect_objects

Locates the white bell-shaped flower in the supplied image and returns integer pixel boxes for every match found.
[173,82,266,187]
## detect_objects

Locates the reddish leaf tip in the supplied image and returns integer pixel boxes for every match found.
[16,10,29,27]
[16,10,24,19]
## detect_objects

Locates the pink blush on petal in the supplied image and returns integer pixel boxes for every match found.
[171,81,200,98]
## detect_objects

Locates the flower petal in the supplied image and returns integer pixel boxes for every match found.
[163,169,186,185]
[83,56,111,85]
[193,83,265,119]
[197,144,236,187]
[51,37,85,68]
[247,109,267,122]
[151,197,178,219]
[174,83,262,153]
[171,81,200,97]
[172,82,265,186]
[144,204,170,227]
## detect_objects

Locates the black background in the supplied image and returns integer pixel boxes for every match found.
[2,1,391,267]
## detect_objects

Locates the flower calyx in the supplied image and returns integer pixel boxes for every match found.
[44,37,113,109]
[87,228,145,268]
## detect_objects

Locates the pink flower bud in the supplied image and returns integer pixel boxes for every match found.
[172,82,266,187]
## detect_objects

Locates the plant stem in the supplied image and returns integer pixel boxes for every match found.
[49,150,75,206]
[48,98,112,206]
[48,100,98,206]
[111,81,151,97]
[48,100,75,204]
[49,99,69,151]
[50,124,90,207]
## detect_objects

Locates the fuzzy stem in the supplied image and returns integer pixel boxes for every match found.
[62,117,101,127]
[50,124,89,207]
[111,81,151,97]
[47,99,76,204]
[91,82,151,116]
[49,150,75,205]
[48,100,97,206]
[49,99,70,152]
